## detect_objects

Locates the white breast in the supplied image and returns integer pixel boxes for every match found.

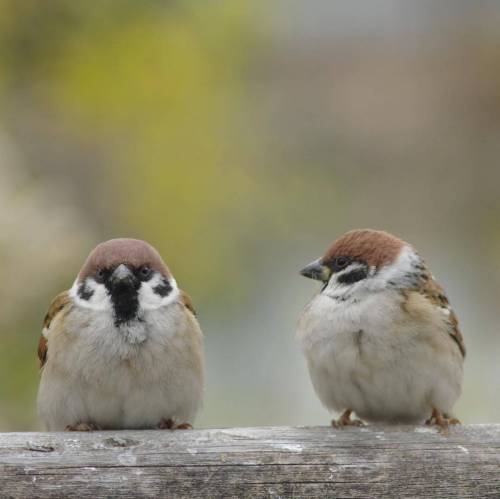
[297,289,463,423]
[37,302,204,430]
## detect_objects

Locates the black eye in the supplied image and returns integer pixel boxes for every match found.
[139,266,153,281]
[332,256,351,272]
[95,268,105,283]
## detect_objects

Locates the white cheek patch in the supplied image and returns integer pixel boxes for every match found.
[139,274,180,311]
[357,245,420,293]
[69,278,113,311]
[374,246,418,284]
[323,245,421,301]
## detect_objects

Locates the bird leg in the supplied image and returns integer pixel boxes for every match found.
[425,408,460,432]
[65,422,102,432]
[332,409,365,428]
[175,423,193,430]
[157,418,192,430]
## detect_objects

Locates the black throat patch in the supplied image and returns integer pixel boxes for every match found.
[106,281,141,326]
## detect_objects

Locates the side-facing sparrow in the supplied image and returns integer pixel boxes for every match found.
[297,229,465,428]
[37,238,204,431]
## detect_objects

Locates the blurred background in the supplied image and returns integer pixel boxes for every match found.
[1,0,499,430]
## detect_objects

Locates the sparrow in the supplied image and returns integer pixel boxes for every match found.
[297,229,465,428]
[37,238,204,431]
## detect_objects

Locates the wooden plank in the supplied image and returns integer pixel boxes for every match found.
[0,425,499,498]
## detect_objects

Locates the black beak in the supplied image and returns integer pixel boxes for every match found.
[300,258,332,282]
[110,264,137,288]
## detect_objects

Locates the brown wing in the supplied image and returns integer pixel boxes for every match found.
[38,291,71,369]
[419,270,466,358]
[37,336,48,370]
[180,289,197,316]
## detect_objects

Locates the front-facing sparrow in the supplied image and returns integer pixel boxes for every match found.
[297,229,465,428]
[37,238,204,431]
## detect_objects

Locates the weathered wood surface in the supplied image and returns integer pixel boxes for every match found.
[0,425,499,498]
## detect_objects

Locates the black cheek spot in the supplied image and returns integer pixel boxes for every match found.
[153,279,172,297]
[337,268,368,285]
[78,283,94,301]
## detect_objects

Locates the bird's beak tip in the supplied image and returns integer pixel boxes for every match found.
[299,259,330,282]
[111,263,134,283]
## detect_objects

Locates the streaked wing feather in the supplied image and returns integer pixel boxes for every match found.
[419,270,466,358]
[38,291,71,369]
[180,290,196,316]
[37,336,48,369]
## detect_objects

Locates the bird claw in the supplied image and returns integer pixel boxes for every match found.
[65,422,102,432]
[157,418,192,430]
[425,409,460,434]
[332,409,365,428]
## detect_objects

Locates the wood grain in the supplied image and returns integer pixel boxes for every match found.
[1,425,499,498]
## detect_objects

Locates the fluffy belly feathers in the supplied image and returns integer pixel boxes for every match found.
[298,293,463,423]
[37,306,204,430]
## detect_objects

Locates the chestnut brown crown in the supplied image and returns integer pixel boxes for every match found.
[78,238,170,281]
[322,229,406,269]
